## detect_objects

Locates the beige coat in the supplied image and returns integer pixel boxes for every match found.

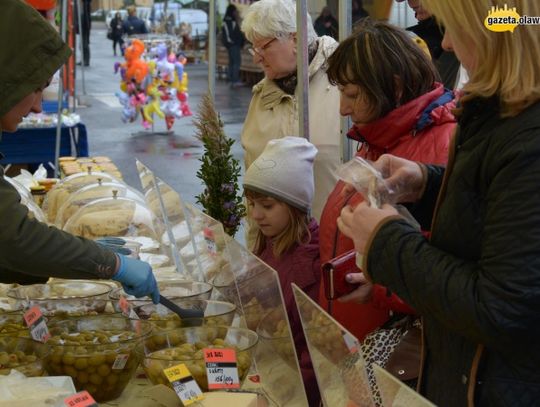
[241,35,341,226]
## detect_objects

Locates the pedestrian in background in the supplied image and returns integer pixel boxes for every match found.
[123,5,148,36]
[110,11,125,56]
[222,4,245,87]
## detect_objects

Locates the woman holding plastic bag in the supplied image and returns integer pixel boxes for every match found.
[319,19,456,343]
[338,0,540,404]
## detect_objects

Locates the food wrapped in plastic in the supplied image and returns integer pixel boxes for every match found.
[145,183,185,221]
[0,336,49,377]
[63,195,158,240]
[44,315,152,402]
[54,181,145,228]
[110,280,213,311]
[42,170,122,223]
[133,299,236,332]
[139,326,257,392]
[0,313,28,337]
[7,282,112,317]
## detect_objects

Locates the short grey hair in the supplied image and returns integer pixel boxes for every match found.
[241,0,317,45]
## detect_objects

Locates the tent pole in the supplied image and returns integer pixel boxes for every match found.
[55,0,69,178]
[296,0,309,141]
[208,0,216,100]
[338,0,352,163]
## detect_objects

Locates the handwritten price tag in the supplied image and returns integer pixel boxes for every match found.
[163,364,204,405]
[203,227,217,255]
[23,305,50,343]
[204,348,240,389]
[119,295,140,320]
[64,390,98,407]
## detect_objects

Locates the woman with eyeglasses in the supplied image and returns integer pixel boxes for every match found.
[240,0,342,249]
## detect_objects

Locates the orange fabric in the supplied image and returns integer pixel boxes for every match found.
[25,0,56,10]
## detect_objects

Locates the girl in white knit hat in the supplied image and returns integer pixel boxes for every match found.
[243,136,320,405]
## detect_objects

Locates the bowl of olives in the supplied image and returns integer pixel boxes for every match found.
[133,299,236,332]
[0,336,49,376]
[110,280,213,311]
[44,315,152,402]
[7,282,112,316]
[0,313,29,337]
[139,326,258,392]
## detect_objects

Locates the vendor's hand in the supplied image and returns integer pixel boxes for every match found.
[338,272,373,304]
[112,254,160,304]
[337,203,398,255]
[373,154,426,203]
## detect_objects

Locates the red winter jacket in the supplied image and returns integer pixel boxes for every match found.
[319,83,456,341]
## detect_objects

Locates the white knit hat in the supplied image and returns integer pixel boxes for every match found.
[244,137,318,213]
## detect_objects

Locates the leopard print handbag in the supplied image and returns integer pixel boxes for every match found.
[358,317,421,406]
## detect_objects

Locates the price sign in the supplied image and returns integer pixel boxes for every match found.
[163,364,204,405]
[64,390,98,407]
[23,305,50,343]
[203,227,217,255]
[119,295,140,320]
[112,354,129,370]
[204,348,240,389]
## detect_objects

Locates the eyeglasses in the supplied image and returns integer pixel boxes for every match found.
[248,38,277,57]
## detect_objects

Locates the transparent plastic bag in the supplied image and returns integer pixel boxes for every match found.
[336,157,390,208]
[336,157,420,229]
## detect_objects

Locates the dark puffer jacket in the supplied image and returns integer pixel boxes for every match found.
[363,96,540,406]
[0,0,117,283]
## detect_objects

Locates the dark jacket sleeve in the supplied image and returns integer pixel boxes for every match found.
[366,131,540,350]
[405,164,445,230]
[0,173,118,282]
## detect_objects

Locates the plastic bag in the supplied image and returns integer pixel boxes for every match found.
[336,157,390,208]
[336,157,420,230]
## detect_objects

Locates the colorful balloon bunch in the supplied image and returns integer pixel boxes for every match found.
[115,39,192,130]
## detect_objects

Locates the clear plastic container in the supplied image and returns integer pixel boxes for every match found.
[63,195,158,240]
[109,280,213,310]
[7,282,112,317]
[45,315,151,402]
[0,336,49,377]
[54,181,144,228]
[42,170,121,223]
[133,299,236,331]
[139,326,258,392]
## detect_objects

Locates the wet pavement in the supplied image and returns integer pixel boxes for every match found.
[76,26,253,209]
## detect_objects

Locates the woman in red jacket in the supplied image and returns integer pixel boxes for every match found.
[319,19,457,341]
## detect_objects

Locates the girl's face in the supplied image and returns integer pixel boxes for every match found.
[251,35,297,80]
[248,196,290,238]
[0,89,44,132]
[338,83,374,128]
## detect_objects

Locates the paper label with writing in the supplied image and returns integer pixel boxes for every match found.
[203,227,217,255]
[204,348,240,389]
[112,354,129,370]
[119,295,139,320]
[163,364,204,405]
[24,305,50,343]
[64,390,98,407]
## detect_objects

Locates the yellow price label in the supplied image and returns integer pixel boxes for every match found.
[163,363,192,382]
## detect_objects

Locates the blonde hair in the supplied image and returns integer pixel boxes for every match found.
[422,0,540,117]
[245,189,311,259]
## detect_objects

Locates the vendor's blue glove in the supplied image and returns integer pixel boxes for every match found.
[112,254,160,304]
[95,237,132,256]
